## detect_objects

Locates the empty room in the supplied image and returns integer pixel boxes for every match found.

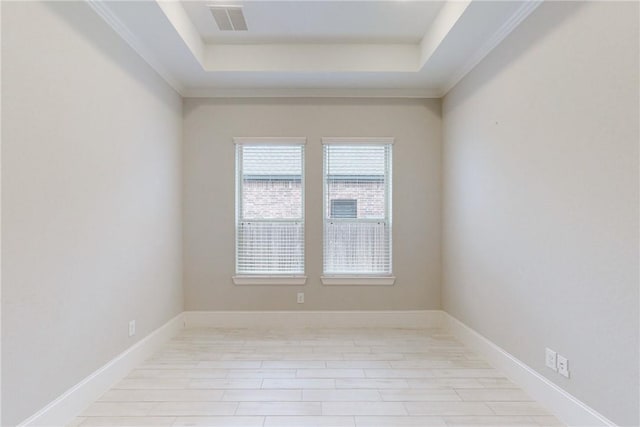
[2,1,638,426]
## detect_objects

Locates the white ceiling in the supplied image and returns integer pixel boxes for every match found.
[88,0,542,97]
[181,1,445,44]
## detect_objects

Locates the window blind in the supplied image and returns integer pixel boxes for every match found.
[323,142,392,275]
[236,143,304,275]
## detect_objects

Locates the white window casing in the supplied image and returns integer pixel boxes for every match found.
[321,138,395,285]
[233,138,307,285]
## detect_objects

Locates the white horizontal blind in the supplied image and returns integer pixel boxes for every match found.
[236,144,304,275]
[323,143,392,275]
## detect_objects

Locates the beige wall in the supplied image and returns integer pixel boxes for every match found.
[442,2,639,425]
[2,2,183,425]
[183,98,441,310]
[4,1,637,425]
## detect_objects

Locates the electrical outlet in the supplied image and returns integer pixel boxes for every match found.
[297,292,304,304]
[557,354,569,378]
[128,320,136,337]
[545,348,557,371]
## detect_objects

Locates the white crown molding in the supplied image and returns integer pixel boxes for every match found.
[181,87,442,99]
[85,0,185,96]
[184,310,444,329]
[440,0,542,96]
[17,313,185,427]
[444,313,616,427]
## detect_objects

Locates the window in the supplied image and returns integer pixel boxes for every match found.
[322,138,394,284]
[330,199,357,219]
[234,138,306,285]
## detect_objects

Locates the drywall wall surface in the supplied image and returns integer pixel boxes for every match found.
[2,2,183,425]
[442,2,638,425]
[183,98,441,310]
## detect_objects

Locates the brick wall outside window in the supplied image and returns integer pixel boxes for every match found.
[242,180,302,219]
[326,180,385,219]
[242,179,384,219]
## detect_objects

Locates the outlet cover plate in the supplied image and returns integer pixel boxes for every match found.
[545,348,557,371]
[557,354,569,378]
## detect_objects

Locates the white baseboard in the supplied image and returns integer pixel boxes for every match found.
[184,310,443,329]
[443,313,615,427]
[18,313,185,427]
[19,311,613,427]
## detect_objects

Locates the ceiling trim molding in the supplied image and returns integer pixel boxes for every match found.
[85,0,185,95]
[440,0,543,96]
[181,87,441,99]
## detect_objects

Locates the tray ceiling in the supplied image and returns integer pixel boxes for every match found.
[87,0,541,97]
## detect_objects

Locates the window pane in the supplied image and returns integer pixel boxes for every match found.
[237,144,304,275]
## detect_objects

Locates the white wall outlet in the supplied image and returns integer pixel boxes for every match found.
[297,292,304,304]
[128,320,136,337]
[545,348,557,371]
[557,354,570,378]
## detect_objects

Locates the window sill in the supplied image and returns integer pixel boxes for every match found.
[320,275,396,286]
[233,275,307,285]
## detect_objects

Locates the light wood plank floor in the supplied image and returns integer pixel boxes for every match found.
[69,328,564,427]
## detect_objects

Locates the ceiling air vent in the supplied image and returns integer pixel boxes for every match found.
[209,5,247,31]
